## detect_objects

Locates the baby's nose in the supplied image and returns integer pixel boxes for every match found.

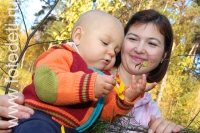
[107,50,115,57]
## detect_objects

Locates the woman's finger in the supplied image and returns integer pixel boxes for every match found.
[0,119,13,131]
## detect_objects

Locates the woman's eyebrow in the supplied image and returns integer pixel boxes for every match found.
[126,33,137,36]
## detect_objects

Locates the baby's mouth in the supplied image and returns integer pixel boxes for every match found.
[104,59,111,65]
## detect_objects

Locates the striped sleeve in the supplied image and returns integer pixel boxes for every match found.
[34,48,97,105]
[99,89,138,121]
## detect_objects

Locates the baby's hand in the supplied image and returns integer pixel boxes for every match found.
[124,74,157,102]
[94,74,115,98]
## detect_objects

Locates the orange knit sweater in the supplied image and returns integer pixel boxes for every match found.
[23,44,136,129]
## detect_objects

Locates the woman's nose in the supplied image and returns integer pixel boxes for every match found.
[134,45,146,54]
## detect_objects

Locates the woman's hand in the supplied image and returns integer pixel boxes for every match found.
[148,115,183,133]
[0,93,34,132]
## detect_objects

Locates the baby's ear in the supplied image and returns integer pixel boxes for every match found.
[72,26,83,46]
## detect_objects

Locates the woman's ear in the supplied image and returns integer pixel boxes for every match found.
[161,52,167,62]
[71,26,83,46]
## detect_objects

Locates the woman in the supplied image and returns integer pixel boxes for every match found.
[110,9,181,132]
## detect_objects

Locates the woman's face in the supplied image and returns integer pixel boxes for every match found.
[121,23,166,75]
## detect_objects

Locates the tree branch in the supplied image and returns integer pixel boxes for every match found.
[28,39,69,47]
[0,67,9,76]
[5,0,59,94]
[16,0,28,38]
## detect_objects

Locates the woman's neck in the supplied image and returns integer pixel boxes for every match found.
[110,65,132,86]
[111,64,143,86]
[117,65,132,86]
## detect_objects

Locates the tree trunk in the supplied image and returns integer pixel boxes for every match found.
[20,51,26,69]
[146,0,153,9]
[137,0,143,11]
[156,72,168,105]
[187,87,200,125]
[163,1,168,12]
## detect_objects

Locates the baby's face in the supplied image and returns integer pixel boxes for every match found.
[77,19,124,71]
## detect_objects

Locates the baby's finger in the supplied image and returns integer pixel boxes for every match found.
[104,82,115,91]
[145,82,157,92]
[97,88,111,98]
[131,75,137,87]
[141,74,146,82]
[106,77,116,86]
[102,89,110,96]
[140,74,147,87]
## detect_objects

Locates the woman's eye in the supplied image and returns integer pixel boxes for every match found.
[149,42,157,46]
[129,37,137,41]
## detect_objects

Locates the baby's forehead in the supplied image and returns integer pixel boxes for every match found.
[79,10,121,26]
[76,10,124,43]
